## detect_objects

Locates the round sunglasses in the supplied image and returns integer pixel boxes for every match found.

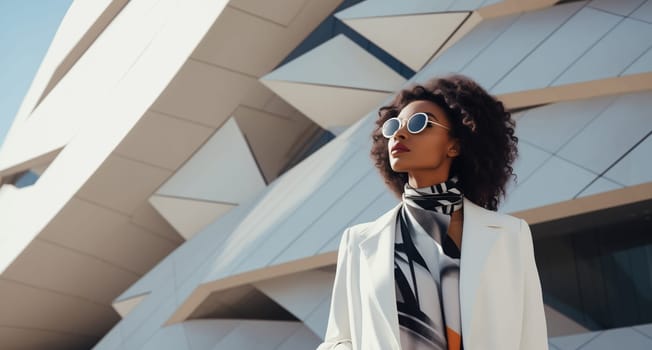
[381,112,450,138]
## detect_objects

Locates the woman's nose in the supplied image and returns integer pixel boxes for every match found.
[393,121,408,140]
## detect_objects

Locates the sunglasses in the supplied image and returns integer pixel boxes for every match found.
[381,112,450,138]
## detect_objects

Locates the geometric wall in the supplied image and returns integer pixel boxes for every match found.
[1,0,651,349]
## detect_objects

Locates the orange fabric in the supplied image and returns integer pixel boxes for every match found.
[447,327,462,350]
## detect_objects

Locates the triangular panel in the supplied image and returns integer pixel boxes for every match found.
[261,34,405,91]
[149,194,235,240]
[113,293,149,318]
[156,118,266,204]
[341,12,469,70]
[262,80,392,130]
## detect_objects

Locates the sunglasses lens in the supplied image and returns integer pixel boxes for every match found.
[382,118,400,138]
[408,113,427,133]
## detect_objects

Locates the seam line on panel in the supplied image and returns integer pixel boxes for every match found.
[447,0,466,11]
[510,138,555,187]
[117,20,169,85]
[165,208,250,305]
[489,3,587,91]
[589,0,649,18]
[286,0,312,27]
[618,45,652,76]
[422,12,472,69]
[0,276,116,310]
[143,109,215,130]
[151,193,238,206]
[73,196,183,244]
[170,251,188,350]
[269,167,377,265]
[548,16,625,86]
[511,152,555,190]
[129,221,184,245]
[548,96,617,154]
[308,189,387,255]
[572,130,652,198]
[271,325,306,350]
[551,153,607,181]
[120,289,176,343]
[237,104,299,122]
[0,324,100,340]
[180,321,193,350]
[116,317,126,349]
[260,80,396,93]
[316,187,387,255]
[72,197,126,218]
[629,16,652,25]
[227,4,288,28]
[586,5,630,18]
[35,237,142,276]
[575,331,604,350]
[459,12,523,75]
[632,327,652,341]
[546,93,623,187]
[111,153,175,172]
[188,56,259,79]
[148,108,218,129]
[626,0,652,21]
[302,293,331,328]
[548,343,561,350]
[261,92,280,111]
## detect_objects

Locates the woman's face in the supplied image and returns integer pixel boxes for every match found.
[387,100,459,178]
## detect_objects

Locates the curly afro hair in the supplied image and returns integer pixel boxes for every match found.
[370,74,518,211]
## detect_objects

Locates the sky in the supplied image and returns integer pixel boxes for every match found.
[0,0,73,149]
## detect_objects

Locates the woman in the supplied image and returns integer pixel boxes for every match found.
[317,75,548,350]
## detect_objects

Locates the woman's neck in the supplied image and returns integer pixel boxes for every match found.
[407,170,449,188]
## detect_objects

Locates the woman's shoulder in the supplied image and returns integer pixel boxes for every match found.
[493,210,524,232]
[345,221,374,238]
[343,202,401,240]
[466,198,526,233]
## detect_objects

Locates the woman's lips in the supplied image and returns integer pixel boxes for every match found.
[391,143,410,154]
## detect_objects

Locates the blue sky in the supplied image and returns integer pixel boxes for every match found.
[0,1,73,149]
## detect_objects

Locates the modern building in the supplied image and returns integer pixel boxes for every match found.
[0,0,651,349]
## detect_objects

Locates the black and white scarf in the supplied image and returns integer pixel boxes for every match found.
[402,176,464,215]
[394,176,464,350]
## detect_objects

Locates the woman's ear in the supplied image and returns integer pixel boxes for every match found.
[447,140,461,158]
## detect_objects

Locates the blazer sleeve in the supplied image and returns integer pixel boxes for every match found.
[316,228,353,350]
[518,219,549,350]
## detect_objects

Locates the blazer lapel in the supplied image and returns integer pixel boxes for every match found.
[459,197,505,344]
[358,202,402,349]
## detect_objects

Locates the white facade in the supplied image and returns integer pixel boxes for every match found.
[1,0,651,349]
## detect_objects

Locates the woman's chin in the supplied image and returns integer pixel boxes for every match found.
[389,161,410,173]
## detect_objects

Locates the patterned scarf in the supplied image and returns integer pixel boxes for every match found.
[402,176,464,215]
[394,176,464,350]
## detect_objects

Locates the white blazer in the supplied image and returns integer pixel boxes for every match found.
[317,197,548,350]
